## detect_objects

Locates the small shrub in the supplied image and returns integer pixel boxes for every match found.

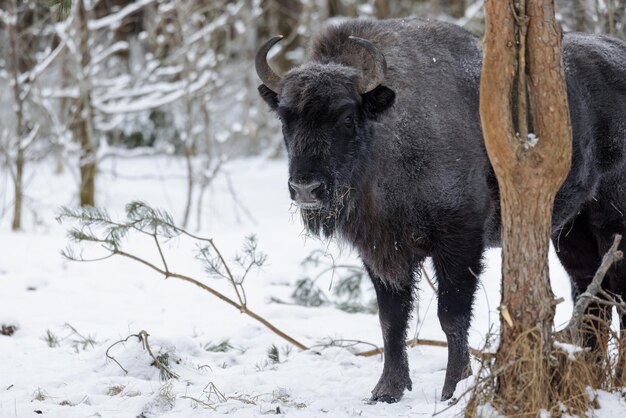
[152,353,178,381]
[42,330,60,348]
[204,339,233,353]
[32,388,47,402]
[267,344,280,364]
[291,278,329,307]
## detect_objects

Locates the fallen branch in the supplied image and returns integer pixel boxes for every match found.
[355,337,482,358]
[112,249,308,351]
[60,203,308,351]
[356,338,447,357]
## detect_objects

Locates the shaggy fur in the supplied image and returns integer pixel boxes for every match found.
[258,18,626,402]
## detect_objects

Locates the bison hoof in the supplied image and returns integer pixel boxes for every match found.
[440,363,472,401]
[440,386,455,402]
[370,372,412,403]
[371,394,398,404]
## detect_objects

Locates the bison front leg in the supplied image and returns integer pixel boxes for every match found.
[432,246,482,401]
[366,265,414,403]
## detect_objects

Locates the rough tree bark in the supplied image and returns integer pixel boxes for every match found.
[75,0,96,206]
[481,0,572,413]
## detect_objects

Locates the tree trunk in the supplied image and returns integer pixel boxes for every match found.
[56,47,73,175]
[76,0,96,207]
[439,0,465,19]
[607,0,617,36]
[173,0,196,229]
[618,0,626,39]
[374,0,390,19]
[12,150,24,231]
[7,0,26,231]
[480,0,572,413]
[573,0,591,32]
[327,0,343,17]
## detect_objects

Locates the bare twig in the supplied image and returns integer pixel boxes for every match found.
[421,264,437,292]
[559,234,623,344]
[105,330,179,379]
[105,332,142,374]
[309,338,381,356]
[180,395,217,410]
[153,235,169,273]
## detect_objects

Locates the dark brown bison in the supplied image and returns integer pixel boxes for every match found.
[256,18,626,402]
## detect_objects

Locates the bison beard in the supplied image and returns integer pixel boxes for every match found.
[256,18,626,403]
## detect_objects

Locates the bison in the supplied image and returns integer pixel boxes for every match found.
[256,18,626,402]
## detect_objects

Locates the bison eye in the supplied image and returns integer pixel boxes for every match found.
[344,114,354,128]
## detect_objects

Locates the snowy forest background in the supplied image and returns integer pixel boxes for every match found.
[0,0,625,231]
[1,1,626,417]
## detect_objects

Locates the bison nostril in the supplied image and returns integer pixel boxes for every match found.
[310,182,325,198]
[289,180,325,202]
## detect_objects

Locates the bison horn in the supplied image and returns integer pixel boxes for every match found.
[255,36,283,93]
[348,36,387,94]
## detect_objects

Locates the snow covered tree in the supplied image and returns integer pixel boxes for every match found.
[1,0,67,229]
[75,0,96,206]
[4,0,30,229]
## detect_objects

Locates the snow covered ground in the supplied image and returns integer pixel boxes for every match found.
[1,156,624,417]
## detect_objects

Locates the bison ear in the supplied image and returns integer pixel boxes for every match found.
[362,85,395,116]
[258,84,279,111]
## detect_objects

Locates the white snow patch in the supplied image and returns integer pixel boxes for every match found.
[476,403,507,418]
[554,341,584,360]
[523,133,539,150]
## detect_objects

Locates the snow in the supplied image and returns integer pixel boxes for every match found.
[524,133,539,150]
[554,341,585,361]
[1,156,625,417]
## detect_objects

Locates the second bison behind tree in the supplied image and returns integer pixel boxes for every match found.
[256,18,626,402]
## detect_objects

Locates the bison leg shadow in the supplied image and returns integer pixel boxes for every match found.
[367,265,414,403]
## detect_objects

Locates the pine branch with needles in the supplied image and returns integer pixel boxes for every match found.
[58,201,308,351]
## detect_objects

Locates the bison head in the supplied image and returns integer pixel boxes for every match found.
[256,36,395,236]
